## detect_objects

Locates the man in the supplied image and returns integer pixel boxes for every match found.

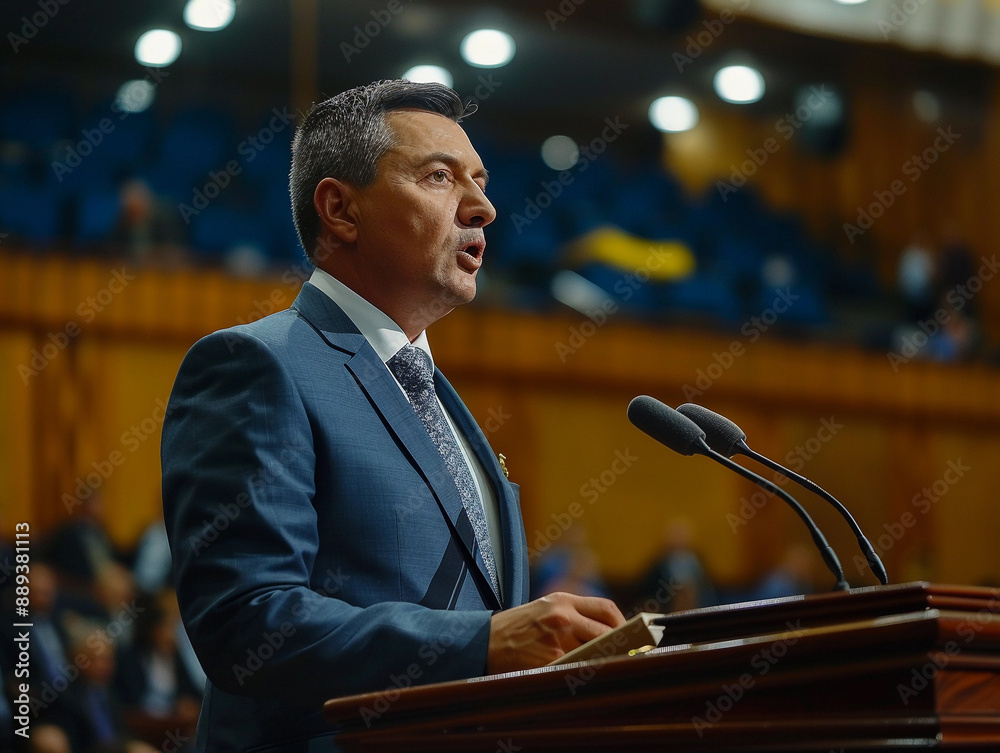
[161,80,625,753]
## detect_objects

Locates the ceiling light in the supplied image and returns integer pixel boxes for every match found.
[114,80,156,114]
[402,65,454,88]
[134,29,181,67]
[540,135,580,170]
[714,65,765,104]
[460,29,515,68]
[184,0,236,31]
[648,96,699,132]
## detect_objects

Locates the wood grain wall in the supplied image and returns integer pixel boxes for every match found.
[1,252,998,592]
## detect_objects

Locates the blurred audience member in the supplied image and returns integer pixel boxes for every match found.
[925,292,980,362]
[531,527,610,600]
[132,517,171,596]
[40,493,136,623]
[115,590,200,750]
[897,232,935,320]
[108,179,187,265]
[34,620,158,753]
[750,543,817,600]
[24,563,73,690]
[634,519,714,613]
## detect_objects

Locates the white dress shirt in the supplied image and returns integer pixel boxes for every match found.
[307,268,505,596]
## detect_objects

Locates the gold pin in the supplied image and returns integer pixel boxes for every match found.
[498,453,509,479]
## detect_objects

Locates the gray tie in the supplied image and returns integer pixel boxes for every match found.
[386,345,500,594]
[388,345,500,597]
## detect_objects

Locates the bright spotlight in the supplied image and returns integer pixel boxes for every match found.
[460,29,515,68]
[402,65,454,87]
[135,29,182,67]
[540,135,580,170]
[184,0,236,31]
[714,65,765,104]
[648,96,699,132]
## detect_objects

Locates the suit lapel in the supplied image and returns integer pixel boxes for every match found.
[436,373,522,609]
[291,283,501,610]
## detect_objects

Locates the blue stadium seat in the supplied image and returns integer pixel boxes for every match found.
[663,273,743,324]
[0,91,75,151]
[75,189,121,243]
[190,205,269,258]
[0,183,63,243]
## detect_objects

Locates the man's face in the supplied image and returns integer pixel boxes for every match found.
[350,109,496,331]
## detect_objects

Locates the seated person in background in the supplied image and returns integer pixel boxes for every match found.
[115,589,200,748]
[108,179,188,265]
[634,519,715,613]
[40,493,136,626]
[31,620,159,753]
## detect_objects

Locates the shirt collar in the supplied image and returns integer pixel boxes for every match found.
[307,268,433,366]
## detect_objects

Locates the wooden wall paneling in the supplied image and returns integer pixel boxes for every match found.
[0,333,36,530]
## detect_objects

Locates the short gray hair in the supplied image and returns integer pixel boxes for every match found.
[289,79,475,262]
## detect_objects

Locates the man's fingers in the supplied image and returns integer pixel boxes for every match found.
[560,593,627,629]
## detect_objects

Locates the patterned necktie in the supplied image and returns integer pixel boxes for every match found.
[388,345,500,597]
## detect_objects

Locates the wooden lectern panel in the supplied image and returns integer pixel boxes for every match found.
[324,583,1000,751]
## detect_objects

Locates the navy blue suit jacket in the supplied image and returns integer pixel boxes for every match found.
[161,282,530,753]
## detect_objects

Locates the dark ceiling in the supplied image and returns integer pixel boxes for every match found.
[2,0,994,144]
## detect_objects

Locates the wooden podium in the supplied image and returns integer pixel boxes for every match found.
[324,583,1000,751]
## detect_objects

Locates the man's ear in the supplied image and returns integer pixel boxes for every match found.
[314,177,359,244]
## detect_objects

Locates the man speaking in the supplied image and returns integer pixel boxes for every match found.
[161,80,625,753]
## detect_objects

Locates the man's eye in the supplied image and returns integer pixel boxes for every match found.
[430,170,448,182]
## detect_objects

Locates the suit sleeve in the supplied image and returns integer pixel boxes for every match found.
[161,329,492,707]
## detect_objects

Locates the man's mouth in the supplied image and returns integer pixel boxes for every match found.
[457,238,485,272]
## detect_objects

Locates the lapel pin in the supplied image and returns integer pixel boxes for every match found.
[498,453,509,479]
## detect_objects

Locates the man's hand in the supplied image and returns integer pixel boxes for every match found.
[486,592,626,674]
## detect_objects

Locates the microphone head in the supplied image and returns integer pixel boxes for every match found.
[627,396,707,456]
[676,403,746,457]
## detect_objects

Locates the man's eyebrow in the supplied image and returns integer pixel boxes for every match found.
[415,152,490,185]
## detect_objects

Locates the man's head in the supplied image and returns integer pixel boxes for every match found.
[289,80,496,338]
[290,79,475,263]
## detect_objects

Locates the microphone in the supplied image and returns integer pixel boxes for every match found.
[627,395,850,592]
[675,403,888,586]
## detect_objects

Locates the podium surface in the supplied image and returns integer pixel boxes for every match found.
[324,583,1000,751]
